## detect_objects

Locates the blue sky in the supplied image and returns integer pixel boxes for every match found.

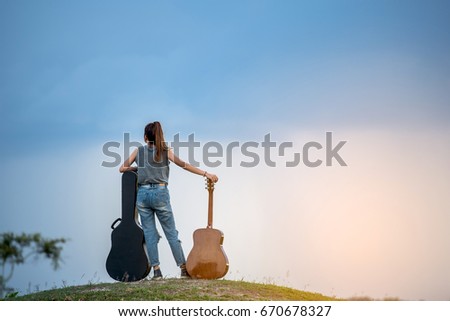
[2,0,449,148]
[1,1,450,300]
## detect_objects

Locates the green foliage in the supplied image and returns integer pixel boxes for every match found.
[0,232,67,298]
[5,291,19,299]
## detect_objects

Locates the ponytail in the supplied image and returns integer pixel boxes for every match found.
[144,121,168,162]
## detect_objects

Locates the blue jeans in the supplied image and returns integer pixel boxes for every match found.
[136,184,186,268]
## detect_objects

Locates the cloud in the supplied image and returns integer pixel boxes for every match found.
[3,125,450,300]
[214,126,450,300]
[1,0,450,300]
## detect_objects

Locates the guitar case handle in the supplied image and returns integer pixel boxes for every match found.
[111,218,122,230]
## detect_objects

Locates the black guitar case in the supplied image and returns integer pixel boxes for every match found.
[106,171,150,282]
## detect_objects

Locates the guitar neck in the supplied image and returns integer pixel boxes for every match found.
[207,187,214,228]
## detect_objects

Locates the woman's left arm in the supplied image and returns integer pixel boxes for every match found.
[168,149,218,183]
[119,148,138,173]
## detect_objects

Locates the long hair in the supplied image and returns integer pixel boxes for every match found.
[144,121,168,162]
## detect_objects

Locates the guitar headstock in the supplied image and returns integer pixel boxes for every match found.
[205,177,215,191]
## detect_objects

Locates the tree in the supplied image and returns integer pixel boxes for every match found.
[0,232,67,298]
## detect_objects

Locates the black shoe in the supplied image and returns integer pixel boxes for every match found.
[152,268,163,280]
[180,265,191,279]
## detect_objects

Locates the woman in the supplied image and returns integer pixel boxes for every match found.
[119,121,219,280]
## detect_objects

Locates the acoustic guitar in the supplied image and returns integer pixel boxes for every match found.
[106,171,150,282]
[186,178,229,279]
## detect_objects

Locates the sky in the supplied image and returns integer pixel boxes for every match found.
[1,0,450,300]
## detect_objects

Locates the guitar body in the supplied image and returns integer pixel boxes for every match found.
[186,228,229,279]
[106,171,150,282]
[186,178,229,279]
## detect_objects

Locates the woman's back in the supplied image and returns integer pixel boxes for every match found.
[136,145,169,185]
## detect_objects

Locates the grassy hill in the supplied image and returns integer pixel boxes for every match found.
[6,279,338,301]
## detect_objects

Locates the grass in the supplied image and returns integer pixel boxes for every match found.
[4,278,338,301]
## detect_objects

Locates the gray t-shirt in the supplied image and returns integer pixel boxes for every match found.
[136,145,169,185]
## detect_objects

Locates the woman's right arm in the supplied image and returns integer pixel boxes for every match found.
[168,149,219,183]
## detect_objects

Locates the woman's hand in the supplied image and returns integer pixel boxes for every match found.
[205,172,219,183]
